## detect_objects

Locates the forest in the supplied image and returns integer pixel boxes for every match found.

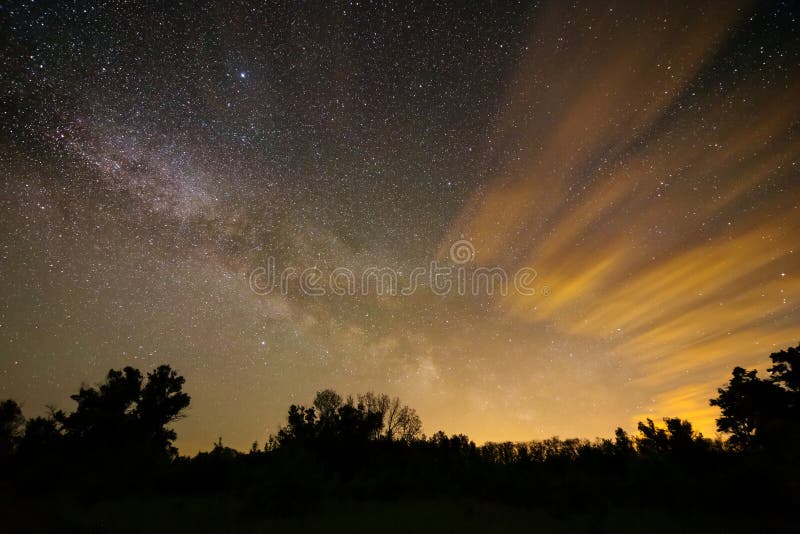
[2,345,799,533]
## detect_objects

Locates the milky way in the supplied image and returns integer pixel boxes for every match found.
[2,1,799,452]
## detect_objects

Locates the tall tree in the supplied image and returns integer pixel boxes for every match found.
[710,344,800,452]
[136,365,191,457]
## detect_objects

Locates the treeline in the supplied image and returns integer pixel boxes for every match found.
[1,345,799,519]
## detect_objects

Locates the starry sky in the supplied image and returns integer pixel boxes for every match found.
[1,1,799,453]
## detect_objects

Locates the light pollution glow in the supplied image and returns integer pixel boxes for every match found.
[441,1,799,437]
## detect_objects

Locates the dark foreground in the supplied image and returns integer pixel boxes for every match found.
[2,492,793,534]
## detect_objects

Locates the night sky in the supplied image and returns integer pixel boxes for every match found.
[2,1,799,453]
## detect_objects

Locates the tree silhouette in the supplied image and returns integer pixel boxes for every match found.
[54,364,189,461]
[54,367,142,447]
[277,404,319,445]
[313,389,343,420]
[710,367,783,450]
[710,344,800,453]
[0,399,24,459]
[18,416,62,459]
[136,365,191,457]
[275,389,416,448]
[635,417,708,455]
[357,391,422,442]
[768,344,800,402]
[612,426,635,457]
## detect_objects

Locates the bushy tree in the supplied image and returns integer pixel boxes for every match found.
[768,344,800,401]
[636,417,708,455]
[357,391,422,442]
[710,344,800,452]
[710,367,784,449]
[275,389,421,448]
[313,389,343,420]
[55,364,190,460]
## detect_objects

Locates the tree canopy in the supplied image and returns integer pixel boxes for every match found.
[274,389,421,449]
[710,343,800,455]
[8,364,192,463]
